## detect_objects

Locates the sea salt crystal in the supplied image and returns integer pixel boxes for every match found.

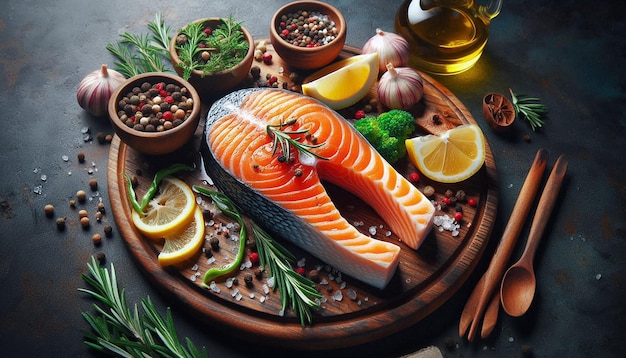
[297,257,306,267]
[209,281,221,293]
[347,288,357,301]
[596,274,602,280]
[40,175,47,182]
[62,155,69,162]
[260,296,266,303]
[368,226,377,235]
[267,276,276,289]
[207,256,216,265]
[33,185,42,195]
[225,277,235,288]
[231,288,240,298]
[191,264,199,271]
[263,283,270,294]
[249,293,255,299]
[332,290,343,301]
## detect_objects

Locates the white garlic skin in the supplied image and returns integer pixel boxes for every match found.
[378,63,424,110]
[76,64,126,117]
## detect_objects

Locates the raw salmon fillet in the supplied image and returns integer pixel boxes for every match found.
[202,88,434,289]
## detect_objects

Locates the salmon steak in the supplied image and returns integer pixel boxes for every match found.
[202,88,435,289]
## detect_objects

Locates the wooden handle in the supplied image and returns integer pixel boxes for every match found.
[465,148,548,341]
[519,155,568,265]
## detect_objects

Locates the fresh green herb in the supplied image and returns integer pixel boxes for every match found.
[193,186,247,284]
[193,186,322,326]
[509,88,548,131]
[79,256,208,358]
[106,13,172,78]
[251,223,322,326]
[175,16,249,80]
[266,116,328,164]
[125,163,193,214]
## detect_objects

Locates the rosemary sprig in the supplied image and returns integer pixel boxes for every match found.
[509,88,548,131]
[252,223,322,326]
[266,116,328,164]
[175,16,248,80]
[106,13,172,77]
[193,186,322,326]
[79,256,208,358]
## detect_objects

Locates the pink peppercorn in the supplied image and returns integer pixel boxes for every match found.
[408,172,420,182]
[454,212,463,221]
[249,252,259,265]
[281,29,290,37]
[262,52,273,65]
[355,109,366,119]
[203,28,212,36]
[159,89,167,97]
[296,267,306,275]
[164,95,174,104]
[443,197,452,206]
[162,111,172,120]
[468,198,477,207]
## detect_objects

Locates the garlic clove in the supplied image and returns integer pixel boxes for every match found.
[77,64,126,117]
[362,28,410,73]
[378,63,424,110]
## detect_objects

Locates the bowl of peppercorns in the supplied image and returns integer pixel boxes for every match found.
[169,17,254,100]
[107,72,201,156]
[270,1,346,70]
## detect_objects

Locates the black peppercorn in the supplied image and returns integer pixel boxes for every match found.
[209,236,220,251]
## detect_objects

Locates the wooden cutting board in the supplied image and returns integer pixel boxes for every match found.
[107,44,497,350]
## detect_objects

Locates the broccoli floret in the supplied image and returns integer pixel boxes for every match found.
[353,110,415,163]
[354,117,381,147]
[377,109,416,139]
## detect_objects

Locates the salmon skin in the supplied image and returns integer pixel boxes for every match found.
[202,88,435,289]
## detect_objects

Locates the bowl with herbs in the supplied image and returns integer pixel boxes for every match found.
[270,1,346,70]
[169,17,254,99]
[107,72,201,156]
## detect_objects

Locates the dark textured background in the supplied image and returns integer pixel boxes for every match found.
[1,0,624,356]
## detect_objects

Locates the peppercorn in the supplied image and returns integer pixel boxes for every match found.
[254,268,264,280]
[523,134,532,143]
[80,216,90,229]
[422,185,435,197]
[77,152,85,163]
[69,199,76,208]
[296,267,306,275]
[250,65,261,79]
[442,197,451,206]
[96,132,106,144]
[56,217,66,231]
[521,344,533,357]
[88,178,98,191]
[95,211,103,222]
[78,209,88,218]
[76,190,87,203]
[96,252,106,264]
[455,190,466,202]
[209,236,220,251]
[308,269,320,282]
[104,225,113,238]
[453,212,463,222]
[468,198,478,207]
[244,273,254,287]
[455,204,463,212]
[249,252,260,265]
[97,202,106,213]
[408,172,420,183]
[44,204,55,217]
[262,52,272,64]
[92,234,102,246]
[294,168,303,177]
[445,189,454,198]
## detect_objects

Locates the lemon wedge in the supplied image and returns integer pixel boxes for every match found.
[158,206,205,266]
[406,124,486,183]
[302,53,379,110]
[131,176,197,240]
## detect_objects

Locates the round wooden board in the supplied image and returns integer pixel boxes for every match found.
[107,44,497,350]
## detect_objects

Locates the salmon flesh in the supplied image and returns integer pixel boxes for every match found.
[202,88,435,289]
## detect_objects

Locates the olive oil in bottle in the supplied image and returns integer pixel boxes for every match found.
[394,0,502,75]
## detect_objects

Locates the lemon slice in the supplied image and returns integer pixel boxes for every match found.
[406,124,486,183]
[302,53,379,110]
[131,176,197,239]
[158,206,205,266]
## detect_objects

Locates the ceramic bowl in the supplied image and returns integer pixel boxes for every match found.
[270,1,346,70]
[169,18,254,99]
[108,72,201,156]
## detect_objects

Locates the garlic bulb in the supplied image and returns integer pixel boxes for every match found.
[378,63,424,110]
[76,64,126,117]
[362,29,410,73]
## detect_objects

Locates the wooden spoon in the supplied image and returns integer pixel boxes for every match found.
[459,149,549,341]
[500,155,568,317]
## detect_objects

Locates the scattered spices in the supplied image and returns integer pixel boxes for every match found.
[69,199,76,208]
[44,204,55,217]
[56,217,66,231]
[80,216,90,229]
[95,211,103,222]
[455,190,466,202]
[408,172,420,183]
[77,152,85,163]
[249,252,259,265]
[453,212,463,222]
[296,267,306,276]
[78,209,88,218]
[445,189,454,198]
[244,273,254,287]
[104,225,113,237]
[77,190,87,203]
[92,234,102,246]
[209,236,220,251]
[89,178,98,191]
[250,65,261,79]
[354,109,366,119]
[262,52,273,65]
[277,10,339,48]
[97,202,106,213]
[308,269,320,282]
[523,134,532,143]
[423,185,435,197]
[468,198,477,207]
[95,252,106,263]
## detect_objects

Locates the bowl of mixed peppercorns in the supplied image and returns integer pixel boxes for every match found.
[107,72,201,155]
[270,1,346,70]
[169,17,254,100]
